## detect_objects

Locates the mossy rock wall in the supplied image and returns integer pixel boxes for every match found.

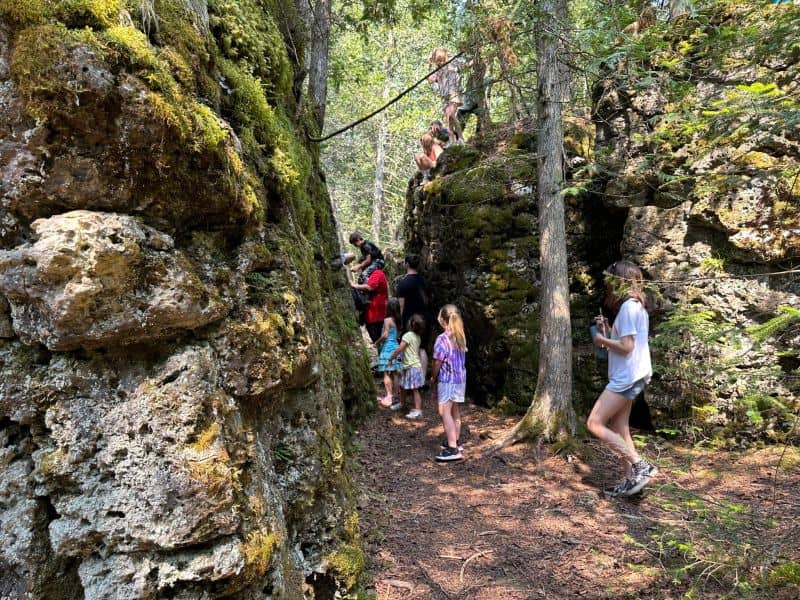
[403,137,606,412]
[0,2,372,598]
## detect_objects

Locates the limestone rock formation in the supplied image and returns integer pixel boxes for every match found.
[0,210,229,350]
[591,1,799,437]
[0,2,372,598]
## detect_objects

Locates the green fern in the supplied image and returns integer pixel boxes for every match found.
[746,306,800,342]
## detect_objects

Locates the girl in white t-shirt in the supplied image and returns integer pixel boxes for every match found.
[588,261,658,497]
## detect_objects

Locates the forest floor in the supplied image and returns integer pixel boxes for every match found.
[350,392,800,599]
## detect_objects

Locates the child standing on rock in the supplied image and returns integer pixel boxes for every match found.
[374,298,403,407]
[588,260,658,496]
[431,304,467,462]
[389,314,426,420]
[428,47,463,144]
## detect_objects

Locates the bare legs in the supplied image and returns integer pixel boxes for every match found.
[381,372,398,406]
[444,102,462,142]
[586,389,641,474]
[438,400,462,448]
[414,154,436,171]
[411,388,422,412]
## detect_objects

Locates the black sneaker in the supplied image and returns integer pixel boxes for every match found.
[440,438,464,452]
[435,446,463,462]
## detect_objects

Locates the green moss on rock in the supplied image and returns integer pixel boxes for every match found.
[207,0,292,103]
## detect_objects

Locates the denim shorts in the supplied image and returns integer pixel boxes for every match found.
[612,377,648,400]
[437,381,466,404]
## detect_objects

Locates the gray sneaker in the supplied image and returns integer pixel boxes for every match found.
[624,460,657,496]
[633,460,658,479]
[603,479,633,498]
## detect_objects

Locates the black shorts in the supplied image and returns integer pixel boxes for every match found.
[366,322,383,343]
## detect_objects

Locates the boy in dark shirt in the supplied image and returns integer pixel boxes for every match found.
[349,232,385,282]
[430,120,451,145]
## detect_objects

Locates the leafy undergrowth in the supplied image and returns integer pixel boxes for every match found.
[350,400,800,599]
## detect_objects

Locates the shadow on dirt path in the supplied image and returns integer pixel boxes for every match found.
[350,398,800,599]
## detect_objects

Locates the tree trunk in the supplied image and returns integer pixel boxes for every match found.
[307,0,330,130]
[488,0,576,451]
[466,45,489,133]
[371,33,396,245]
[497,55,521,123]
[372,79,389,243]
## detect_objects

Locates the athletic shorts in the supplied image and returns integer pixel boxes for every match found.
[437,381,466,404]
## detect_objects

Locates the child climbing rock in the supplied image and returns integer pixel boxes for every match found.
[374,298,403,407]
[429,120,451,145]
[349,232,385,282]
[389,314,426,420]
[431,304,467,462]
[587,260,658,496]
[428,47,463,144]
[413,133,443,181]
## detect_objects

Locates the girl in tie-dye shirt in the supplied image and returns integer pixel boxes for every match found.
[431,304,467,462]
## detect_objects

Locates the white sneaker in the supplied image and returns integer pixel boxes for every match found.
[405,409,423,419]
[389,402,402,411]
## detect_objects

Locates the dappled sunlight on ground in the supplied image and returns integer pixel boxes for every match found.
[351,398,800,599]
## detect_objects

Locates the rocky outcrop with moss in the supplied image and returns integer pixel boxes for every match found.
[0,1,372,598]
[403,126,604,412]
[591,1,799,441]
[405,1,799,436]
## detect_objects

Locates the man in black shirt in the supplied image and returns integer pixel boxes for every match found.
[349,232,385,282]
[396,254,430,377]
[396,254,428,330]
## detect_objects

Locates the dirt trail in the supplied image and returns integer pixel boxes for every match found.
[350,401,800,599]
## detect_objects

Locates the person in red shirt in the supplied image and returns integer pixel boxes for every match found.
[351,267,388,342]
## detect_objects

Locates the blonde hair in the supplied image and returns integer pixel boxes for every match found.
[420,132,434,152]
[429,46,448,65]
[438,304,466,350]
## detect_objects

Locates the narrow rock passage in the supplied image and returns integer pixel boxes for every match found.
[351,401,800,599]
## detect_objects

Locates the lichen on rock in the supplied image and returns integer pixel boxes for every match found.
[0,1,372,597]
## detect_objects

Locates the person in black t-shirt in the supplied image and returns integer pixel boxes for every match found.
[396,253,430,377]
[396,254,428,330]
[349,231,385,282]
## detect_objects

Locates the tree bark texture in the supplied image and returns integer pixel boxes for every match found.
[484,0,576,454]
[372,44,393,244]
[529,0,576,440]
[307,0,330,129]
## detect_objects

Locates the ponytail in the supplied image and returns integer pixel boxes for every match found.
[439,304,467,350]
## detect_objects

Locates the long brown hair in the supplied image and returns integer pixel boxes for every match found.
[438,304,467,350]
[386,297,401,328]
[604,260,648,311]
